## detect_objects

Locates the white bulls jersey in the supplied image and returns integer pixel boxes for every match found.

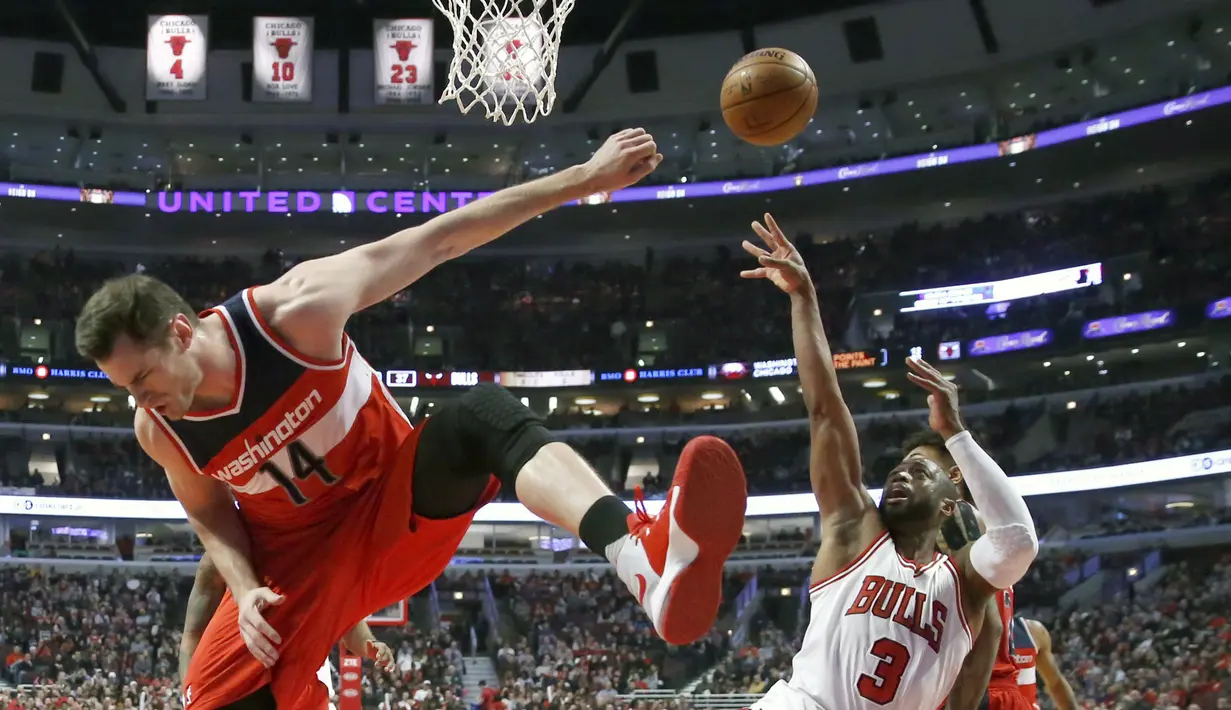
[317,658,334,690]
[755,531,973,710]
[318,659,337,710]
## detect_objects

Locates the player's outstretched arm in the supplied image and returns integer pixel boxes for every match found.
[255,128,664,355]
[943,599,1002,710]
[341,622,396,673]
[905,357,1038,598]
[1026,619,1079,710]
[179,552,227,681]
[136,409,284,668]
[740,214,870,525]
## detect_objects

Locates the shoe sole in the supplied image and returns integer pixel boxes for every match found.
[656,435,747,645]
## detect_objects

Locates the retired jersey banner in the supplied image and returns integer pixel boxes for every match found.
[146,15,209,100]
[373,19,435,105]
[253,16,313,102]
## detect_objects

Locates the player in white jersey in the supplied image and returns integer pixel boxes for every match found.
[316,659,335,710]
[181,553,395,708]
[739,215,1039,710]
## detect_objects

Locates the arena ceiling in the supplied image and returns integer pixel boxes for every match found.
[0,2,1227,197]
[0,0,887,49]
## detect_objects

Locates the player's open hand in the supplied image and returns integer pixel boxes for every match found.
[580,128,664,193]
[906,356,966,440]
[366,640,397,674]
[740,213,811,294]
[237,587,284,667]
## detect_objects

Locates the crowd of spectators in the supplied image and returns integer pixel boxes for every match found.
[1,372,1226,506]
[357,626,468,710]
[1050,549,1231,710]
[3,551,1229,709]
[0,174,1226,375]
[0,170,1221,506]
[638,374,1231,496]
[0,565,187,709]
[487,570,735,705]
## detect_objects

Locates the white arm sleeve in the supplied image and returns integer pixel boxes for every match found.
[946,430,1039,589]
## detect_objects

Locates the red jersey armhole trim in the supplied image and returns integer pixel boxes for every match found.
[809,530,891,594]
[146,410,204,476]
[244,287,347,368]
[942,557,974,647]
[183,308,244,419]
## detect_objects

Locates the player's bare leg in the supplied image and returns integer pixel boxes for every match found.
[517,438,748,645]
[412,383,747,645]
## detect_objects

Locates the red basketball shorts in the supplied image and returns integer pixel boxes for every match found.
[182,428,499,710]
[985,686,1035,710]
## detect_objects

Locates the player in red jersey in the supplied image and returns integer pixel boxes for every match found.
[75,129,749,710]
[1019,617,1079,710]
[180,553,395,709]
[980,587,1033,710]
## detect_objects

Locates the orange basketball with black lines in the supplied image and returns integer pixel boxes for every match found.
[720,48,818,146]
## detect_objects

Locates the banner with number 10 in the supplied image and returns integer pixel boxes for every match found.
[253,16,314,102]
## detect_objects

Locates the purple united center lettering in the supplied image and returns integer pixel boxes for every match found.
[157,190,493,214]
[212,389,322,482]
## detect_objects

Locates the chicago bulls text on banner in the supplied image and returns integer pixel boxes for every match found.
[146,15,209,100]
[373,19,435,105]
[253,16,314,102]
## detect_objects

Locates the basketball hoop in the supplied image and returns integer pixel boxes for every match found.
[432,0,575,125]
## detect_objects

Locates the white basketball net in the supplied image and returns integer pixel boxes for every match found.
[433,0,576,125]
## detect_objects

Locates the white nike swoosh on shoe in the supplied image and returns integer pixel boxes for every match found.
[647,486,700,636]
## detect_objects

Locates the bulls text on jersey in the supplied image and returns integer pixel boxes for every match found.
[844,574,949,653]
[758,532,973,710]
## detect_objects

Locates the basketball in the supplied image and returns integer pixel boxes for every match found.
[720,48,818,146]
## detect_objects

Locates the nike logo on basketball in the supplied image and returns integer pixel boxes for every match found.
[635,574,648,605]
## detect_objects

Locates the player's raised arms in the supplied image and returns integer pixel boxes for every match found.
[256,129,663,362]
[904,356,1038,600]
[740,215,876,542]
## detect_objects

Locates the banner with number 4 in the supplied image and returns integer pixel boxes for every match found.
[146,15,209,100]
[373,19,434,105]
[253,16,314,102]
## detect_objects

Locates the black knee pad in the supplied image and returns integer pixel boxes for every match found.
[456,383,555,485]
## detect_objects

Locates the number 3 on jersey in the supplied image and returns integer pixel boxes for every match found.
[261,440,338,504]
[857,638,911,705]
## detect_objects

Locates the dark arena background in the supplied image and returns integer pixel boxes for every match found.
[0,0,1230,707]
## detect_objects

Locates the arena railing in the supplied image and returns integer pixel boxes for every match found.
[2,446,1227,522]
[613,691,764,709]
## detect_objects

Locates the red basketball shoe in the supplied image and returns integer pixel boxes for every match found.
[615,435,747,645]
